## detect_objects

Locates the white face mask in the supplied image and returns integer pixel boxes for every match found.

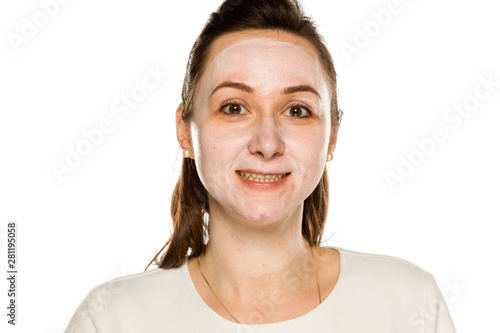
[188,31,333,223]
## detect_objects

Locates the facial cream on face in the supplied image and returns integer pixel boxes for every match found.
[189,31,333,225]
[195,35,330,116]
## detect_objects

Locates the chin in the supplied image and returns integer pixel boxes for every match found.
[237,203,290,224]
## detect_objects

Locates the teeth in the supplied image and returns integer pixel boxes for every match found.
[238,171,287,182]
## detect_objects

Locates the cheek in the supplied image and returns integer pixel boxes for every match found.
[193,124,245,180]
[285,127,329,171]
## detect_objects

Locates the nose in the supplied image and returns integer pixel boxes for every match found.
[247,117,285,160]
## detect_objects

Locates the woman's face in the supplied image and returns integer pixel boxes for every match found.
[178,29,335,224]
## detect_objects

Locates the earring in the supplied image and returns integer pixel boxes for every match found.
[182,148,191,158]
[326,153,334,162]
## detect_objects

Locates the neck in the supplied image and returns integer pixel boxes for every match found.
[200,196,315,302]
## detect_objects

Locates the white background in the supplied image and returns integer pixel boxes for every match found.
[1,0,499,332]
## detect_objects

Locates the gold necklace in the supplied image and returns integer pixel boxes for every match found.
[197,244,322,324]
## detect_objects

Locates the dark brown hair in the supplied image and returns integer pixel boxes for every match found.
[146,0,342,270]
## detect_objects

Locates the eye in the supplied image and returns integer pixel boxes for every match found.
[220,101,248,116]
[284,103,312,118]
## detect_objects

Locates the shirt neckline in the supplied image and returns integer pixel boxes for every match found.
[182,245,346,327]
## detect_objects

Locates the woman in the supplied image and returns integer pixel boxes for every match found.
[66,0,456,331]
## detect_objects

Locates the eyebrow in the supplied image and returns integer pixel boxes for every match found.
[210,81,321,100]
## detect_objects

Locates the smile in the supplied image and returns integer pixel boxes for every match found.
[237,171,289,183]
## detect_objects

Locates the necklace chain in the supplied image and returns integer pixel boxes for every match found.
[197,244,322,324]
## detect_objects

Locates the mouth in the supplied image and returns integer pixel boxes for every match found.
[236,170,290,183]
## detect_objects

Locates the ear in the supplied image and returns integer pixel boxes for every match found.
[176,103,192,152]
[328,129,338,155]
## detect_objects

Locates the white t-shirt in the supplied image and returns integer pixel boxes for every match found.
[65,247,457,332]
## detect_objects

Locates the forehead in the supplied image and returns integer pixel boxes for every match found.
[198,30,328,97]
[207,29,320,64]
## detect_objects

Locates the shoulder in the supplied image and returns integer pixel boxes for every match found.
[66,263,190,332]
[76,262,189,315]
[94,263,186,300]
[332,247,454,327]
[336,246,432,278]
[314,247,456,331]
[333,246,437,296]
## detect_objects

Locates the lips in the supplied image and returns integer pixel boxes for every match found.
[236,170,290,183]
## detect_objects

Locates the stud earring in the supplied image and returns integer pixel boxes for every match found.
[326,153,334,162]
[182,148,191,158]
